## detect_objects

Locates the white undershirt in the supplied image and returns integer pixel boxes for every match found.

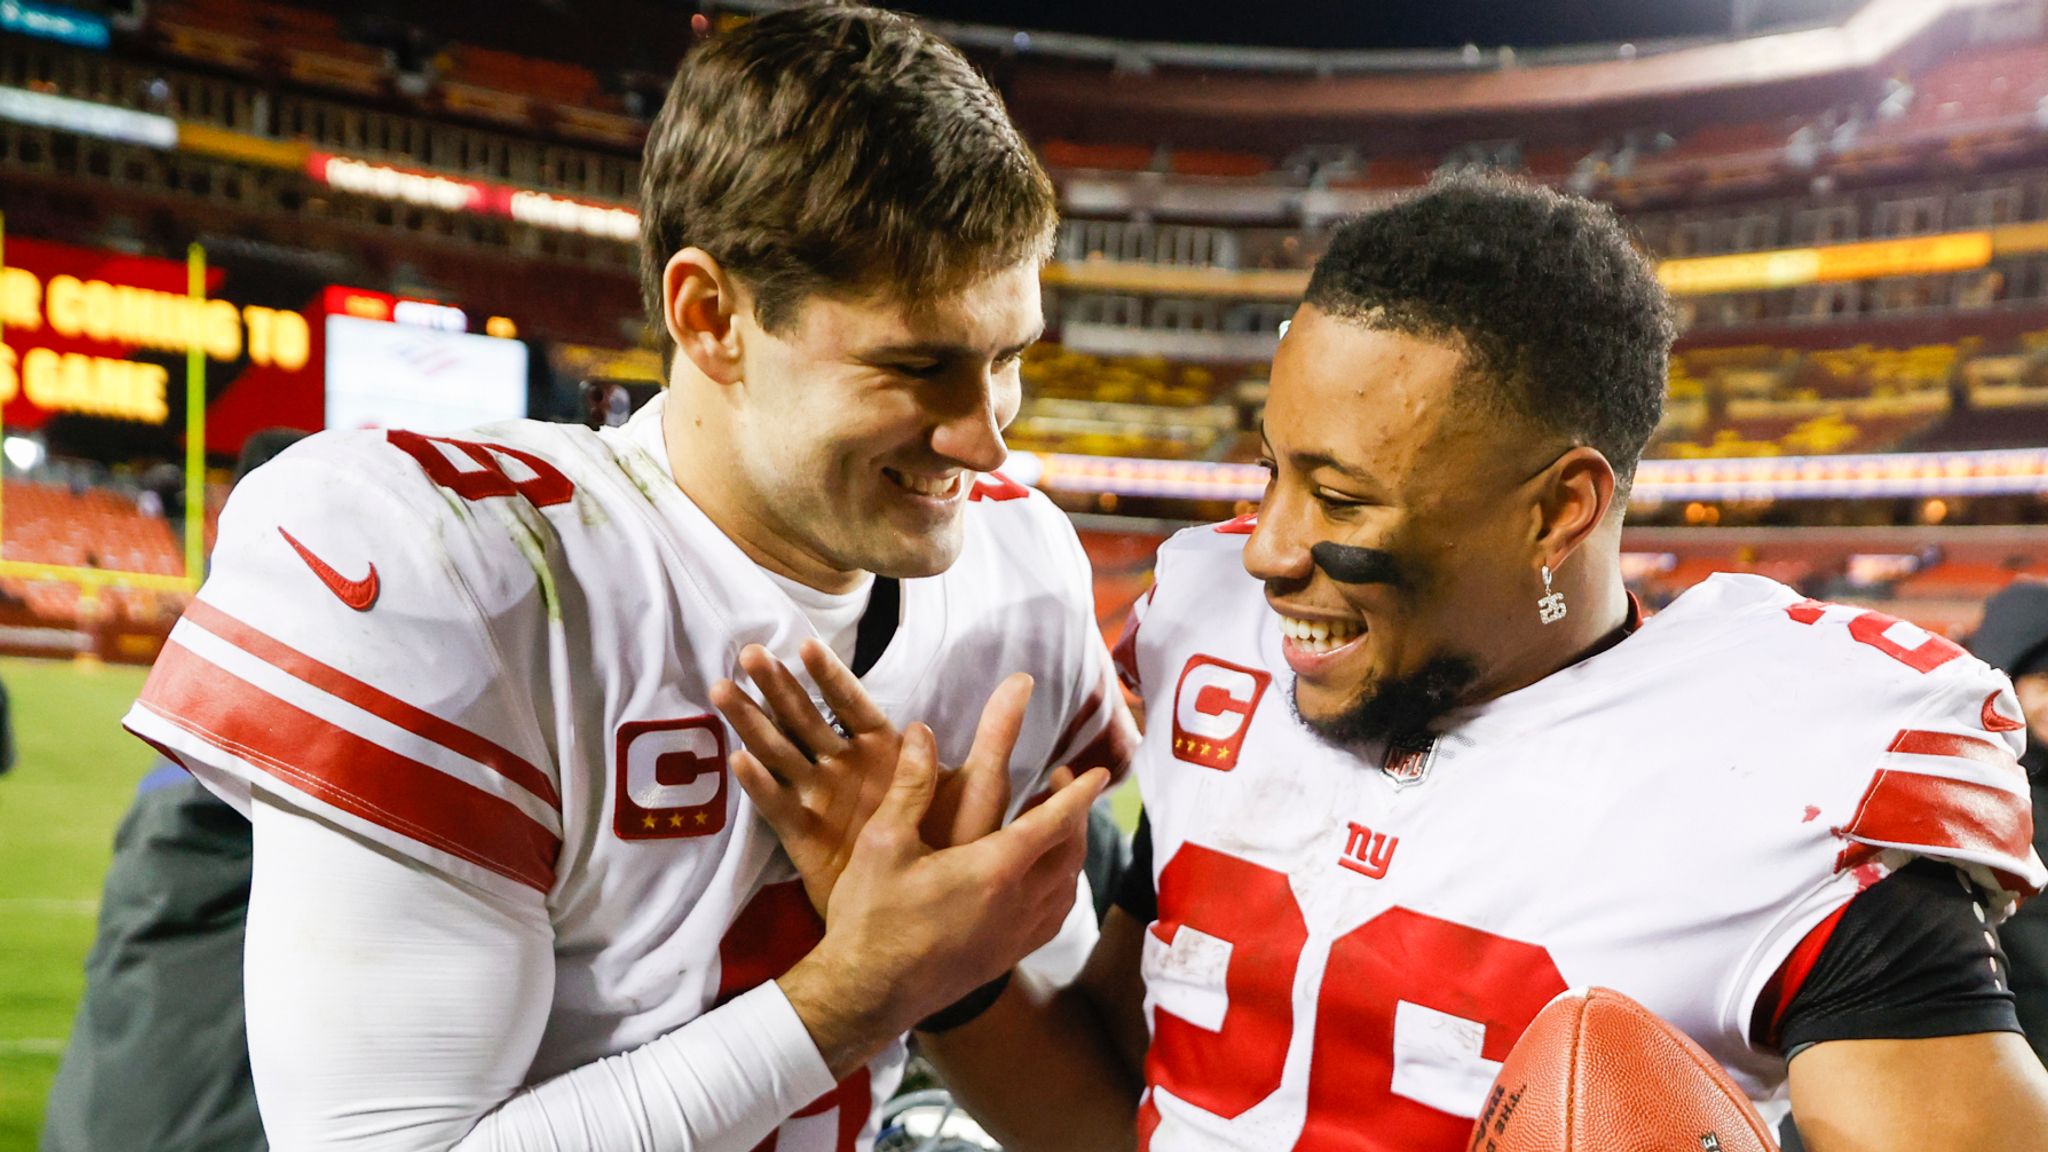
[763,568,874,667]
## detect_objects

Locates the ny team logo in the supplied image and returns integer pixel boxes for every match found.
[1170,655,1270,771]
[614,716,729,840]
[1339,821,1399,880]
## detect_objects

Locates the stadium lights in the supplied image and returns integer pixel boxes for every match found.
[0,85,175,149]
[3,435,44,472]
[0,0,109,49]
[1019,447,2048,504]
[305,154,639,242]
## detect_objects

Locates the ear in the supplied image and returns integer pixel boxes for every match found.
[1529,446,1616,570]
[662,247,745,387]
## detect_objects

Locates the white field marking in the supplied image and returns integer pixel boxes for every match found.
[0,898,98,915]
[0,1038,68,1056]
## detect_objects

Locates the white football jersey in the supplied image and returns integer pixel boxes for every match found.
[124,394,1134,1151]
[1119,520,2043,1152]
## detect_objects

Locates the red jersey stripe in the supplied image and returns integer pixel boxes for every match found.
[1886,728,2025,782]
[1065,714,1139,783]
[1836,770,2036,888]
[181,598,560,809]
[1049,662,1139,781]
[1061,696,1139,782]
[1112,592,1148,693]
[1052,681,1109,766]
[136,639,559,892]
[1752,902,1852,1048]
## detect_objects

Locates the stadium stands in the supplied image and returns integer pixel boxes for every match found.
[12,0,2048,657]
[1014,327,2048,466]
[0,477,202,656]
[1076,529,1166,641]
[1618,525,2048,636]
[1,481,183,576]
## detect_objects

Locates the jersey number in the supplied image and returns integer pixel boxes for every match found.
[1141,844,1567,1151]
[717,882,870,1152]
[387,431,576,508]
[1784,599,1963,674]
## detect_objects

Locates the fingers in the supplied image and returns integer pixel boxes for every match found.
[1030,769,1105,872]
[711,677,815,785]
[738,645,846,761]
[965,767,1107,874]
[799,639,891,735]
[951,673,1034,843]
[869,723,941,847]
[731,748,797,826]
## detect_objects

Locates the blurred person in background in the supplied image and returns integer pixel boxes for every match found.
[1968,577,2048,1067]
[41,428,305,1152]
[0,677,14,778]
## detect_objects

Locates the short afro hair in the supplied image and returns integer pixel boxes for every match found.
[1305,173,1673,492]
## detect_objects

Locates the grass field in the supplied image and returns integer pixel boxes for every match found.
[0,656,155,1151]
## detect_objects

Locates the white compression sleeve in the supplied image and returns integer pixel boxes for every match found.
[245,794,837,1152]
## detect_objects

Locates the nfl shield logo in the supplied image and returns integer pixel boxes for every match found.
[1380,735,1438,788]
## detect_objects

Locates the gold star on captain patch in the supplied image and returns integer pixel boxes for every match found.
[1199,742,1214,757]
[694,811,708,825]
[642,814,656,830]
[670,813,685,828]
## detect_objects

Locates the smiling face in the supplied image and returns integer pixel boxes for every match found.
[1245,305,1568,744]
[719,260,1043,581]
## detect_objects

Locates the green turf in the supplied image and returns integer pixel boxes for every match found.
[1108,772,1142,833]
[0,656,155,1151]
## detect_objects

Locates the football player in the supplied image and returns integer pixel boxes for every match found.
[121,6,1131,1150]
[729,177,2048,1151]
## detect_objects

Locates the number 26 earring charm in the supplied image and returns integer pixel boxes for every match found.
[1537,564,1568,625]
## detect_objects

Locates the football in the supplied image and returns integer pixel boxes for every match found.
[1468,988,1778,1152]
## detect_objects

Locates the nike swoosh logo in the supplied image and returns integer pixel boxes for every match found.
[1982,690,2026,733]
[279,527,380,611]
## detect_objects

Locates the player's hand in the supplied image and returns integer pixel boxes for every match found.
[777,721,1108,1078]
[710,640,1029,915]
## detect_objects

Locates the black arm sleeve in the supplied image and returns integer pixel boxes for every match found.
[1999,782,2048,1067]
[1773,856,2022,1055]
[1083,804,1132,925]
[1112,811,1157,924]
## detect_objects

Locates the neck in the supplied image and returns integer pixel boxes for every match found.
[1485,537,1633,704]
[659,376,868,595]
[1541,536,1634,672]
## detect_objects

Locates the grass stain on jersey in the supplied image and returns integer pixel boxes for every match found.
[437,488,475,523]
[502,512,564,623]
[617,447,670,507]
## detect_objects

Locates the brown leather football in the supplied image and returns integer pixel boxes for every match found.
[1467,987,1779,1152]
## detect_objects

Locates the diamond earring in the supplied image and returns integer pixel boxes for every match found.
[1537,564,1568,625]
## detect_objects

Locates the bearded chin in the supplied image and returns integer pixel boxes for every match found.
[1291,653,1481,751]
